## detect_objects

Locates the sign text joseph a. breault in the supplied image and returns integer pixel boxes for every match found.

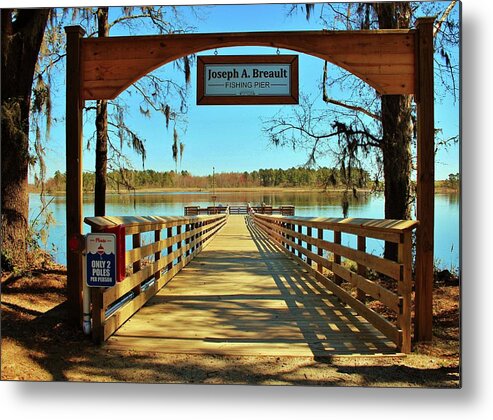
[197,55,298,105]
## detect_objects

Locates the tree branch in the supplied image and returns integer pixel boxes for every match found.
[34,52,66,81]
[434,1,458,38]
[322,61,381,121]
[323,97,381,121]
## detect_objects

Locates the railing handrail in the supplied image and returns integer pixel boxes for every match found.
[85,214,224,230]
[254,214,418,242]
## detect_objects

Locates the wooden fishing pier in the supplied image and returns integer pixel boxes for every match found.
[67,18,436,345]
[85,208,418,356]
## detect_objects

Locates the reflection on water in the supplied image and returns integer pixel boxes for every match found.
[31,190,459,269]
[445,192,460,205]
[94,190,371,209]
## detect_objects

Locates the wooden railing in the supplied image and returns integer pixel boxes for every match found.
[84,213,227,342]
[250,205,295,216]
[185,205,295,216]
[184,206,229,216]
[252,213,418,353]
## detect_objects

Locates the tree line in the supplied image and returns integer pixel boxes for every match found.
[437,173,460,190]
[43,167,371,192]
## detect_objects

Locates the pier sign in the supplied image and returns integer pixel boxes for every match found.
[197,55,299,105]
[86,233,117,287]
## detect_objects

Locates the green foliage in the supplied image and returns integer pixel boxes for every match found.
[444,173,460,190]
[1,196,57,273]
[43,166,371,191]
[1,100,30,160]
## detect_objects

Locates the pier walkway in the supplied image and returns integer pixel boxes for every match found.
[105,216,397,357]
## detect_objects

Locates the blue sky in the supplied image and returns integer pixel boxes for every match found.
[40,2,460,180]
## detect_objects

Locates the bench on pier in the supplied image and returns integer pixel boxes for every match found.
[184,206,229,216]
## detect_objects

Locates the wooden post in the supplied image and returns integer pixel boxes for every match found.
[154,229,161,281]
[334,231,342,285]
[398,231,413,353]
[65,26,85,324]
[191,223,196,254]
[357,236,366,302]
[132,233,142,294]
[317,228,323,274]
[306,226,313,267]
[90,288,104,343]
[132,233,141,273]
[283,223,290,251]
[415,17,435,342]
[177,225,182,262]
[193,222,199,252]
[283,223,288,249]
[167,227,173,272]
[197,221,202,249]
[281,222,285,248]
[297,224,302,257]
[290,223,295,255]
[185,223,192,256]
[197,222,203,248]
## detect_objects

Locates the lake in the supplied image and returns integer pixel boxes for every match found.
[29,190,460,270]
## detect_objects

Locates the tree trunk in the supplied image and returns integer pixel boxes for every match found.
[374,2,413,261]
[381,95,413,260]
[94,7,109,217]
[1,9,50,269]
[95,98,108,216]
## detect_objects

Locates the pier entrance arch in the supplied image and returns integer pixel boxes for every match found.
[65,18,435,342]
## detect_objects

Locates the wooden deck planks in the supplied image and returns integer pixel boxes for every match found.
[106,215,398,357]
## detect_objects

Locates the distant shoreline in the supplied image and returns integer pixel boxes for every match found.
[29,185,459,194]
[29,186,358,194]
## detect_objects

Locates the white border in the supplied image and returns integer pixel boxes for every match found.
[2,1,492,419]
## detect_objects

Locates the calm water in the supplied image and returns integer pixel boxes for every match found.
[29,190,460,270]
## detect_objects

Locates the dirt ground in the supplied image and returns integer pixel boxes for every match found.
[0,265,460,387]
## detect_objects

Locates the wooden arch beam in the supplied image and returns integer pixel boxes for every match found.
[80,29,415,100]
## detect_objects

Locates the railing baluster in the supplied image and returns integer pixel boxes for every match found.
[198,221,203,248]
[132,233,141,273]
[167,227,173,272]
[317,227,323,274]
[297,224,302,258]
[398,231,413,353]
[91,286,104,343]
[176,225,182,263]
[306,226,312,267]
[132,233,142,294]
[288,223,294,253]
[334,230,342,285]
[185,223,191,257]
[290,223,295,254]
[357,235,366,302]
[191,222,195,253]
[195,222,200,251]
[194,222,199,250]
[280,221,285,248]
[154,229,161,281]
